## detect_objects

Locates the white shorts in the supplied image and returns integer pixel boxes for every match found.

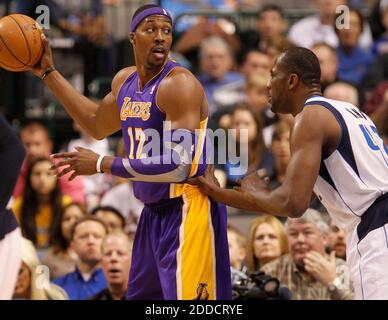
[348,222,388,300]
[0,226,21,299]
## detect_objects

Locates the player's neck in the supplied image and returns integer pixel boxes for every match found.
[136,60,167,91]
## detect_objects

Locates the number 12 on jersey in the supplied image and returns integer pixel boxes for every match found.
[128,127,146,159]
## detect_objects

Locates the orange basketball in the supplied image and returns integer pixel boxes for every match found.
[0,14,43,72]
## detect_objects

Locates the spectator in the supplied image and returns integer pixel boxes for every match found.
[288,0,372,50]
[217,104,270,188]
[239,5,288,58]
[266,35,295,65]
[246,216,288,272]
[335,8,374,86]
[324,81,359,106]
[262,209,353,300]
[42,202,87,280]
[326,220,347,260]
[197,36,244,115]
[13,238,68,300]
[266,121,292,190]
[92,232,132,300]
[311,42,338,92]
[53,217,108,300]
[14,122,85,204]
[13,157,72,250]
[91,206,125,233]
[227,225,247,271]
[173,16,241,72]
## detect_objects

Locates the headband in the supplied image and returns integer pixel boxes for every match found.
[130,7,172,32]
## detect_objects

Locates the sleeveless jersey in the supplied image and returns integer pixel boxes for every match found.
[305,96,388,232]
[117,60,207,204]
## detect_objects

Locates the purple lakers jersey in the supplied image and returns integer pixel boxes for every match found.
[116,60,208,204]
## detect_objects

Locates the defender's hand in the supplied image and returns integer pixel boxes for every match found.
[51,146,100,181]
[188,164,220,194]
[30,33,55,78]
[234,170,270,193]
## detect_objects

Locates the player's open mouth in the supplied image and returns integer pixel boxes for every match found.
[152,46,166,59]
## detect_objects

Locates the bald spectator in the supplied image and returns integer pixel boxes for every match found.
[262,209,353,300]
[92,232,132,300]
[311,42,338,91]
[14,122,85,204]
[324,82,359,106]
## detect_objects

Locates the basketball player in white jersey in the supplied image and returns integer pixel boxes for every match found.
[193,47,388,300]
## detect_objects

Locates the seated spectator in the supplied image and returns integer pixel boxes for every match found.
[173,16,241,72]
[327,220,347,260]
[54,217,108,300]
[210,50,272,125]
[239,5,288,58]
[266,121,292,190]
[14,122,85,204]
[42,202,87,280]
[335,8,374,86]
[13,157,72,250]
[197,36,244,115]
[288,0,372,49]
[324,81,359,106]
[246,216,288,272]
[262,209,353,300]
[92,232,132,300]
[13,238,68,300]
[311,42,338,92]
[217,104,271,188]
[91,206,125,233]
[227,225,247,272]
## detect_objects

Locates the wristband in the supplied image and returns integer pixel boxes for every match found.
[41,66,56,80]
[96,154,105,173]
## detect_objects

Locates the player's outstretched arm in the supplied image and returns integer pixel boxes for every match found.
[51,69,206,183]
[195,107,328,217]
[30,34,125,140]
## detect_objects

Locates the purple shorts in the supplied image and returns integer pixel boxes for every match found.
[126,189,231,300]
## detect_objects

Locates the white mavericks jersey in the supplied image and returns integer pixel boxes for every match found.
[304,96,388,233]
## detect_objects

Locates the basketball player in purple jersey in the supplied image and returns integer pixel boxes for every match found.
[30,5,231,300]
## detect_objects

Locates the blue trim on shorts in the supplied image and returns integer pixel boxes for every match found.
[357,193,388,242]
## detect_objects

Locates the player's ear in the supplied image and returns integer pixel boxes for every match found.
[129,32,135,45]
[288,73,299,90]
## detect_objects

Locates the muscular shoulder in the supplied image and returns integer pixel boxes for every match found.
[111,66,137,97]
[296,105,341,154]
[157,66,204,108]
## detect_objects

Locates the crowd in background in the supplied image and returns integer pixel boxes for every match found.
[3,0,388,300]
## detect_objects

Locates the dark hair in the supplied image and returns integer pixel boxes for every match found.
[279,47,321,88]
[259,4,285,19]
[20,157,62,246]
[232,104,265,167]
[334,7,364,34]
[50,202,87,252]
[70,216,108,240]
[20,121,51,140]
[91,205,125,229]
[132,4,161,22]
